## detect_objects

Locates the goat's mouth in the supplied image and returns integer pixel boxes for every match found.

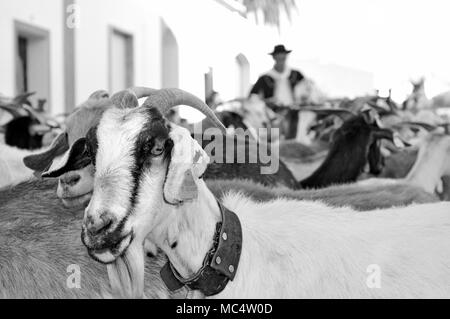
[82,229,134,264]
[60,192,93,208]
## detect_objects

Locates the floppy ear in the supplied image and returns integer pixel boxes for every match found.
[23,132,69,172]
[41,137,90,178]
[163,126,210,205]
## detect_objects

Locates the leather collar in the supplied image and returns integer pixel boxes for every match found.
[160,201,242,296]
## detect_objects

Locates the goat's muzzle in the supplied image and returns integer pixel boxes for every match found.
[81,213,133,264]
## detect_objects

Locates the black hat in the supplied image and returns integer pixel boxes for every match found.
[269,44,292,56]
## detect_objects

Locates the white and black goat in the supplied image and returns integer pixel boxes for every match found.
[78,88,450,299]
[22,88,161,207]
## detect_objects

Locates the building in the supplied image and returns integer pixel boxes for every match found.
[0,0,283,121]
[0,0,376,122]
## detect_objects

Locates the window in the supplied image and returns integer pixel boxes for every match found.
[14,21,50,110]
[109,28,134,93]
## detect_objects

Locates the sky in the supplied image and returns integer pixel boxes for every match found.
[275,0,450,102]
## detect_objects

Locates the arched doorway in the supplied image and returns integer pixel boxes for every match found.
[235,53,250,98]
[161,21,179,88]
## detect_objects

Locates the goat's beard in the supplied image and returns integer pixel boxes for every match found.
[107,241,145,298]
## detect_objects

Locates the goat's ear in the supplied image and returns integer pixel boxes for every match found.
[110,89,139,109]
[23,132,69,172]
[41,137,91,178]
[163,126,209,205]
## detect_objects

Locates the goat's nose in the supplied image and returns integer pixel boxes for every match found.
[85,213,113,236]
[60,173,81,186]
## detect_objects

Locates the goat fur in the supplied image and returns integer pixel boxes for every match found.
[0,178,184,299]
[0,144,39,188]
[213,193,450,298]
[206,178,438,211]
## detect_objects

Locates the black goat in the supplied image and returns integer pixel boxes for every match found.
[5,116,43,150]
[299,111,395,189]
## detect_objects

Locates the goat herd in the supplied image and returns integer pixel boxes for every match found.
[0,86,449,299]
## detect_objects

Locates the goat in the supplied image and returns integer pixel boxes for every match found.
[299,110,400,189]
[0,178,183,299]
[22,88,161,208]
[78,88,450,298]
[358,132,450,198]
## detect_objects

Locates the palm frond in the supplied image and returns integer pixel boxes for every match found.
[240,0,298,27]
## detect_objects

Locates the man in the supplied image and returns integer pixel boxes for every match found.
[249,45,305,139]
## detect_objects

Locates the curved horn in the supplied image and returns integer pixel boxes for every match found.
[128,87,159,99]
[142,88,226,133]
[110,87,159,109]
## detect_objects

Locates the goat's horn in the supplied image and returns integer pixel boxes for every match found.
[142,88,226,133]
[111,87,159,109]
[128,87,159,99]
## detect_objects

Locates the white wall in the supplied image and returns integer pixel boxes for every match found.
[74,0,162,104]
[154,0,280,121]
[0,0,64,115]
[294,58,375,98]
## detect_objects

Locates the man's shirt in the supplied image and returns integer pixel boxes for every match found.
[249,68,304,105]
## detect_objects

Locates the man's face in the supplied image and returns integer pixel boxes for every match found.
[273,53,288,68]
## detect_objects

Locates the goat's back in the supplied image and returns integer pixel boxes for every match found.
[219,194,450,298]
[0,179,181,298]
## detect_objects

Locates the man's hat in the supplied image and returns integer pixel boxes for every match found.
[269,44,292,56]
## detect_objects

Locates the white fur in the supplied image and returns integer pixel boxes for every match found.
[0,144,39,188]
[215,194,450,298]
[151,177,450,299]
[89,120,450,299]
[358,133,450,194]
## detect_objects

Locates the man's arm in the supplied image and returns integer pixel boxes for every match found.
[249,76,265,97]
[291,70,305,85]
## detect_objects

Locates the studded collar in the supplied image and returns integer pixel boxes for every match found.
[160,200,242,297]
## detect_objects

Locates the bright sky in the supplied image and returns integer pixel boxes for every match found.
[276,0,450,101]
